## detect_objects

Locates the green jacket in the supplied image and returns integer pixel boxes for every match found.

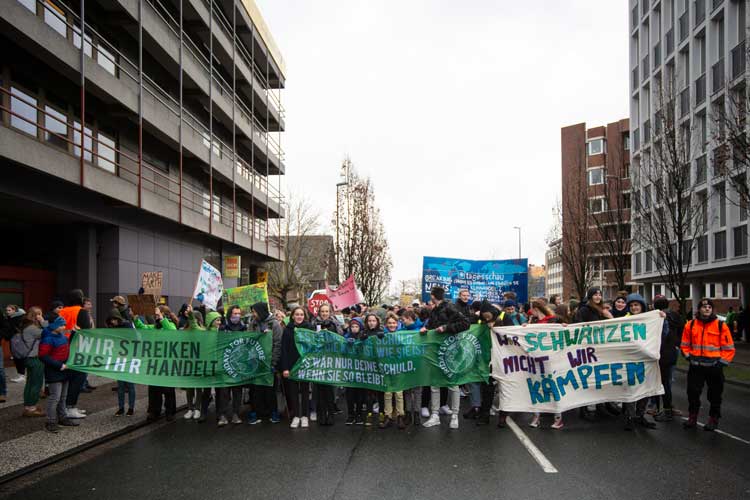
[134,317,177,330]
[187,311,221,331]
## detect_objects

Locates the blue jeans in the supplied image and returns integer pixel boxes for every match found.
[117,381,136,410]
[469,382,481,408]
[0,353,6,396]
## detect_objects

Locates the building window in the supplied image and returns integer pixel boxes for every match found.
[96,44,116,76]
[18,0,35,13]
[10,87,37,136]
[73,26,93,57]
[623,133,630,151]
[44,105,67,149]
[587,168,604,186]
[714,231,727,260]
[635,252,642,274]
[734,225,748,257]
[202,192,211,217]
[645,250,653,272]
[44,1,67,38]
[623,192,631,209]
[96,132,116,173]
[212,195,221,223]
[73,121,92,162]
[589,197,607,214]
[587,139,605,156]
[697,235,708,262]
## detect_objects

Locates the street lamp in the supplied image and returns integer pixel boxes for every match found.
[513,226,522,259]
[335,160,350,283]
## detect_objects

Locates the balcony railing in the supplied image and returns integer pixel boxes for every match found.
[642,55,650,82]
[732,40,747,81]
[680,87,690,117]
[712,59,725,94]
[695,0,705,26]
[653,41,661,68]
[695,74,706,105]
[679,11,689,42]
[665,28,674,56]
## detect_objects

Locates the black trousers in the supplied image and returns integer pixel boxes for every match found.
[13,357,26,375]
[369,390,385,414]
[659,361,674,410]
[283,379,310,418]
[147,386,176,417]
[317,384,336,419]
[622,397,648,417]
[346,388,368,416]
[687,364,725,418]
[253,382,277,418]
[479,379,496,416]
[65,370,87,407]
[218,386,243,418]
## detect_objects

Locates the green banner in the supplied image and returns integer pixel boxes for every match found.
[290,324,491,391]
[67,328,273,388]
[222,283,269,315]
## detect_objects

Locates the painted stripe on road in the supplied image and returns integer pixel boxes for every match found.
[506,417,559,474]
[681,417,750,445]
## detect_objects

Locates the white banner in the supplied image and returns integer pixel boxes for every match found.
[192,260,224,310]
[491,310,664,413]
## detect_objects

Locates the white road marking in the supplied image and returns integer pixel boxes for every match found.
[681,418,750,445]
[506,416,559,474]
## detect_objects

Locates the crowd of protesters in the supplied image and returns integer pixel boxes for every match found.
[0,285,737,434]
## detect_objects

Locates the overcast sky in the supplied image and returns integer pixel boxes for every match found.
[257,0,629,291]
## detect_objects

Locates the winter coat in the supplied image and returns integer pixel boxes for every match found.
[454,299,472,321]
[280,320,313,372]
[426,301,471,334]
[681,314,735,366]
[21,324,43,358]
[660,310,684,364]
[573,303,606,323]
[312,316,344,335]
[134,317,177,330]
[38,328,70,383]
[219,318,248,332]
[249,312,284,370]
[344,317,366,340]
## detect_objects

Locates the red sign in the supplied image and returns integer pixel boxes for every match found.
[307,293,331,318]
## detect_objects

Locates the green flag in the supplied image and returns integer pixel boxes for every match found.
[221,283,269,316]
[67,328,273,388]
[290,324,491,391]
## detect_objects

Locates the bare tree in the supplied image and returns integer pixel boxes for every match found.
[632,81,708,314]
[334,159,393,305]
[560,147,594,300]
[266,192,323,309]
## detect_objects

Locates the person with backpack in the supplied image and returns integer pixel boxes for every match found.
[4,305,27,383]
[38,316,80,433]
[16,307,45,416]
[681,298,735,431]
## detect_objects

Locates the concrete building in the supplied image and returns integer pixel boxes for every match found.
[545,238,563,299]
[628,0,747,312]
[0,0,286,327]
[560,119,633,300]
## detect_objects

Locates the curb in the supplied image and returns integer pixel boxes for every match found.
[675,367,750,389]
[0,404,187,486]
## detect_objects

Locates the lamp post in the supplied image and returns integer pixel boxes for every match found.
[335,160,350,283]
[513,226,522,259]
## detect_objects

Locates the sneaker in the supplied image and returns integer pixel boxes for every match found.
[704,416,719,431]
[346,415,356,425]
[529,414,540,428]
[66,408,86,419]
[231,414,242,425]
[355,414,365,425]
[372,404,379,414]
[192,410,201,420]
[463,407,479,419]
[333,404,343,415]
[217,416,229,427]
[45,422,60,433]
[397,415,406,430]
[270,410,281,424]
[290,417,300,428]
[635,415,657,429]
[497,414,507,428]
[59,418,80,427]
[310,411,318,422]
[624,416,634,431]
[654,409,673,422]
[551,416,564,430]
[10,375,26,383]
[166,414,176,422]
[379,416,392,429]
[364,413,373,427]
[489,408,497,416]
[476,413,490,426]
[439,405,452,416]
[126,408,134,417]
[184,410,194,420]
[300,416,309,428]
[114,408,125,417]
[420,407,429,418]
[22,407,45,417]
[449,415,459,429]
[423,413,441,427]
[247,412,261,425]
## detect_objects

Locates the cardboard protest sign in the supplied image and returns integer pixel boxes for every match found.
[141,271,163,298]
[127,294,157,317]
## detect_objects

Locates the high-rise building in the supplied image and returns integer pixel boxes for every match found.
[628,0,748,311]
[545,238,563,299]
[560,119,633,300]
[0,0,286,324]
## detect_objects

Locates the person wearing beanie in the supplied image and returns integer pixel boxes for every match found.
[502,299,527,326]
[420,286,470,430]
[344,317,368,425]
[38,316,80,432]
[681,298,735,431]
[247,302,284,426]
[621,293,657,431]
[611,294,629,318]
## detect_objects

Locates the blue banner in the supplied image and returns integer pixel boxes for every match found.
[421,256,528,305]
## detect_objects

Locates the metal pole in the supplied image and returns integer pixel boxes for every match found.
[208,0,213,233]
[335,183,340,283]
[178,0,183,224]
[514,226,522,259]
[138,0,143,208]
[79,0,85,186]
[231,0,236,243]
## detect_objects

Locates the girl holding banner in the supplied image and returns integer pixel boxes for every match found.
[281,307,313,429]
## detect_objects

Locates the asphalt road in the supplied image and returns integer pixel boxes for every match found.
[6,372,750,500]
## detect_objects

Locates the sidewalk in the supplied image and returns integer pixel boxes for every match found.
[0,366,185,481]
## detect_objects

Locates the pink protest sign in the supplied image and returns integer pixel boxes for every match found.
[325,275,361,311]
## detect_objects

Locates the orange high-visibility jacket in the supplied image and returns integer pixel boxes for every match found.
[59,305,82,339]
[680,317,735,366]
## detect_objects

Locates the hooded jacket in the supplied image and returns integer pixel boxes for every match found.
[681,313,735,366]
[38,317,70,383]
[249,302,284,369]
[625,293,647,313]
[426,300,471,334]
[280,319,313,372]
[344,317,365,340]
